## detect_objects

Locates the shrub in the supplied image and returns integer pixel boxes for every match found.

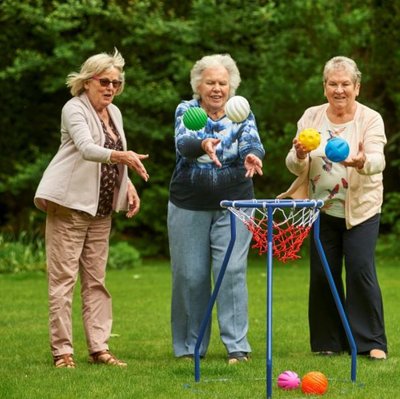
[0,233,46,273]
[107,241,142,270]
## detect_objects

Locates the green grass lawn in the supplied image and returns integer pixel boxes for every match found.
[0,255,399,398]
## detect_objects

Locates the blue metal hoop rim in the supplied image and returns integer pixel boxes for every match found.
[220,198,324,210]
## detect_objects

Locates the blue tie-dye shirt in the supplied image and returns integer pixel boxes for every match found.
[169,99,265,210]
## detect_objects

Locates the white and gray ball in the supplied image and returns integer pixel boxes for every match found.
[224,96,251,123]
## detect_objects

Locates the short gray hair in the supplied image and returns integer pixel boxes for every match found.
[66,48,125,96]
[323,56,361,85]
[190,54,241,100]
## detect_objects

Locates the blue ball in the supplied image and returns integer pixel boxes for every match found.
[325,137,350,162]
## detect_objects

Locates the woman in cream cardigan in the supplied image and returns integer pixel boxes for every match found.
[279,56,387,360]
[35,49,149,368]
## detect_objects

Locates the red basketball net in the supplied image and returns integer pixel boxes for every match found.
[228,205,320,262]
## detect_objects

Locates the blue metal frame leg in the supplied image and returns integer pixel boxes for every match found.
[266,207,273,399]
[313,215,357,381]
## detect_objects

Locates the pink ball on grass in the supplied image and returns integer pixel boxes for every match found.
[277,370,301,390]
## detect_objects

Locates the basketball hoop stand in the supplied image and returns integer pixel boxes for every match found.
[194,199,357,399]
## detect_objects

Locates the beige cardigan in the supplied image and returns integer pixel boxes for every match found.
[34,93,129,215]
[278,102,387,229]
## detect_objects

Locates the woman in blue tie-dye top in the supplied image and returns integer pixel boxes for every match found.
[168,54,265,364]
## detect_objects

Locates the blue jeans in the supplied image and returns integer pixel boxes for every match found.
[168,201,252,357]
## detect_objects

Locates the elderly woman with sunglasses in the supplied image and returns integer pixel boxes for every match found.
[34,49,149,368]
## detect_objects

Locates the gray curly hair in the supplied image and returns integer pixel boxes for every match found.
[323,56,362,85]
[190,54,241,100]
[66,48,125,97]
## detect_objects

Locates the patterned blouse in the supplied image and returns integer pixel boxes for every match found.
[97,117,123,216]
[309,115,353,218]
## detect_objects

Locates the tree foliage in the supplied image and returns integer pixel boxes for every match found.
[1,0,399,255]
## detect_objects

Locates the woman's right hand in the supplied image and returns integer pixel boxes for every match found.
[293,138,309,160]
[201,138,222,167]
[111,150,150,181]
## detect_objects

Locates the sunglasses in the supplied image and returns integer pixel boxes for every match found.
[91,76,122,89]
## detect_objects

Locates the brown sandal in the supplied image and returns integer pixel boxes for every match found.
[54,354,76,368]
[89,350,127,367]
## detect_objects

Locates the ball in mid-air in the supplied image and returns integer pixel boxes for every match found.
[298,128,321,151]
[325,137,350,162]
[277,370,300,390]
[182,107,208,131]
[224,95,250,122]
[301,371,328,395]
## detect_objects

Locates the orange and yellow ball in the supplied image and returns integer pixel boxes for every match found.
[301,371,328,395]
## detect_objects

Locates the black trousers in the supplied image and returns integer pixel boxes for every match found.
[309,213,387,354]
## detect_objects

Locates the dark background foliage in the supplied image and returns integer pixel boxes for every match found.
[1,0,399,257]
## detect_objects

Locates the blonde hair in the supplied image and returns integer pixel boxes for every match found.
[190,54,241,100]
[66,48,125,96]
[323,56,362,85]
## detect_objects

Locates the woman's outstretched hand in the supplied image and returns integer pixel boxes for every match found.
[111,150,150,181]
[293,138,310,160]
[342,142,366,169]
[201,138,222,168]
[244,153,263,178]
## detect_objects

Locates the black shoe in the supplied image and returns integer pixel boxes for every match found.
[228,351,249,365]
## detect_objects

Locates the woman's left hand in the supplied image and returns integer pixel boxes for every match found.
[126,180,140,218]
[244,153,263,178]
[342,142,366,169]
